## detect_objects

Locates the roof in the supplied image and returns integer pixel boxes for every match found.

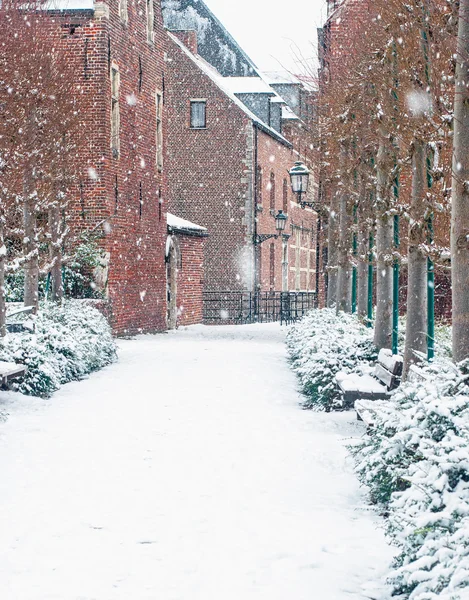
[222,77,275,96]
[162,0,258,77]
[167,213,208,236]
[168,33,293,148]
[263,71,302,85]
[47,0,93,8]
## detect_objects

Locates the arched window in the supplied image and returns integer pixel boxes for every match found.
[283,178,288,213]
[270,172,276,210]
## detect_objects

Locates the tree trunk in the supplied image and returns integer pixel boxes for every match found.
[0,213,6,337]
[357,175,369,321]
[48,205,63,302]
[23,172,39,312]
[374,132,393,350]
[327,191,340,308]
[451,0,469,363]
[336,174,352,313]
[403,139,428,378]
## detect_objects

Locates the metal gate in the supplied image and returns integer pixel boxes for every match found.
[202,291,317,325]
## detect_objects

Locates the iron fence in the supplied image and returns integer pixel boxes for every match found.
[202,291,317,325]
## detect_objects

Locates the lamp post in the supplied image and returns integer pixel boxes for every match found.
[289,161,311,208]
[253,209,288,245]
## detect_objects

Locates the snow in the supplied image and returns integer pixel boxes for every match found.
[222,76,276,95]
[336,371,386,394]
[46,0,94,9]
[0,323,393,599]
[167,212,207,232]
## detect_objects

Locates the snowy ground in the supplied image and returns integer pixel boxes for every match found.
[0,323,393,600]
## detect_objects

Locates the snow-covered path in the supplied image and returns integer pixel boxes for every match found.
[0,323,393,600]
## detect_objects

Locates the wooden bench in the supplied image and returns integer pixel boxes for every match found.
[336,349,403,409]
[355,398,396,428]
[5,305,35,333]
[0,361,27,388]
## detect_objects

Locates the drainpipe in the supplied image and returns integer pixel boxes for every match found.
[253,124,259,293]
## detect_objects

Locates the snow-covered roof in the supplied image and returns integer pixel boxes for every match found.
[167,213,207,234]
[222,77,275,96]
[263,71,302,85]
[46,0,94,9]
[168,33,293,148]
[282,105,299,121]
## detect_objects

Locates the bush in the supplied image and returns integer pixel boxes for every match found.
[286,308,378,410]
[0,300,117,397]
[350,358,469,599]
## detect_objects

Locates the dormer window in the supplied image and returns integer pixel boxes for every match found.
[146,0,154,44]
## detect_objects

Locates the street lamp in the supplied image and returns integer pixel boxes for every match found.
[254,210,288,244]
[289,161,311,208]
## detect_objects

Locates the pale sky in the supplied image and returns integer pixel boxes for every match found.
[202,0,328,77]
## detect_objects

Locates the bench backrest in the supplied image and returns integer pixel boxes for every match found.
[374,349,404,391]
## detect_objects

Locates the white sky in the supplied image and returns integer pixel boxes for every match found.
[202,0,328,77]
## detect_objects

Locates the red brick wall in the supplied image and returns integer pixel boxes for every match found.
[41,2,168,335]
[165,34,252,292]
[174,233,205,326]
[256,130,318,292]
[165,34,319,295]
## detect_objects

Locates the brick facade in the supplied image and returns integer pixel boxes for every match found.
[165,33,319,295]
[38,1,168,335]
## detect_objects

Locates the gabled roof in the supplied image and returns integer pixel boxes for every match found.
[168,33,292,148]
[162,0,258,77]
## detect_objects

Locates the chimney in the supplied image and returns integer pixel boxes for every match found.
[172,30,198,55]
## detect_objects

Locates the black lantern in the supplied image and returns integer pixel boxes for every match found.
[254,209,288,245]
[289,161,310,207]
[275,210,287,232]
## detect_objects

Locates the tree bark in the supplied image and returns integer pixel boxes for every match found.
[48,205,63,302]
[374,132,393,350]
[327,191,340,308]
[23,171,39,312]
[357,175,369,321]
[451,0,469,363]
[336,165,352,312]
[403,139,428,378]
[0,212,6,337]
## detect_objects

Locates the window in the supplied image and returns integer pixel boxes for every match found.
[269,172,276,210]
[146,0,154,43]
[257,166,263,205]
[270,243,275,290]
[283,178,288,213]
[119,0,128,24]
[111,65,120,157]
[156,90,163,172]
[190,100,206,129]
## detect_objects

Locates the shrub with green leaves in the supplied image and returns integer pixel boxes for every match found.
[286,308,378,410]
[0,300,117,398]
[350,358,469,599]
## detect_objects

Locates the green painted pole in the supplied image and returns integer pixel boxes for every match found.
[367,233,373,327]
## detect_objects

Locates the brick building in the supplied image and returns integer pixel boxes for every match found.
[163,0,320,297]
[166,214,207,328]
[33,0,169,335]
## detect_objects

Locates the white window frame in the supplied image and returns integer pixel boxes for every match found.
[146,0,154,44]
[190,99,207,129]
[119,0,128,25]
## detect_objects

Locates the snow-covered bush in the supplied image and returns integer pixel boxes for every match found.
[286,308,378,410]
[0,300,117,397]
[351,358,469,599]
